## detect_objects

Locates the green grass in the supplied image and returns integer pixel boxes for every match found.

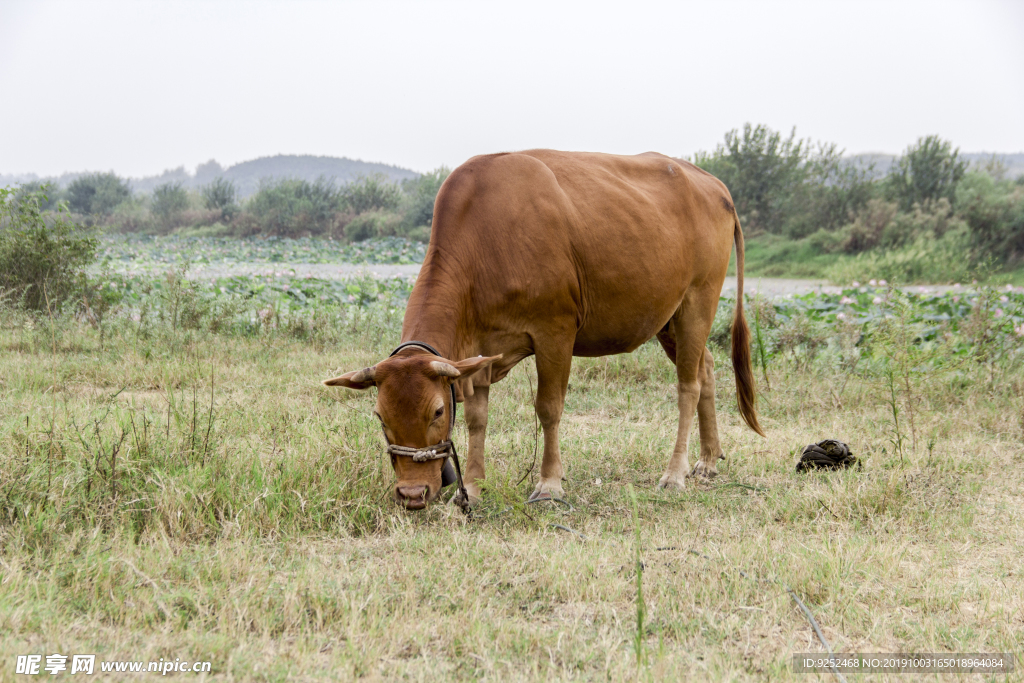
[733,232,1024,286]
[1,282,1023,681]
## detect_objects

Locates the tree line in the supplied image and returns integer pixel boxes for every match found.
[13,169,451,243]
[6,125,1024,272]
[693,124,1024,266]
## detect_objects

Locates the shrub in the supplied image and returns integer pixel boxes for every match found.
[831,199,900,253]
[202,177,238,221]
[66,172,131,216]
[14,181,64,211]
[152,182,191,229]
[956,171,1024,263]
[0,186,97,311]
[831,228,975,284]
[886,135,967,211]
[241,177,344,237]
[344,209,403,242]
[400,166,450,231]
[341,174,402,215]
[106,196,156,233]
[793,144,877,238]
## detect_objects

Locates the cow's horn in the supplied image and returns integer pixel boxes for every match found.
[322,365,376,387]
[429,361,461,378]
[351,366,377,382]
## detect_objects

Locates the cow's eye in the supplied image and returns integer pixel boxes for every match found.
[434,406,444,420]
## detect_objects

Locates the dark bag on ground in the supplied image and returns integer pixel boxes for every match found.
[796,439,858,472]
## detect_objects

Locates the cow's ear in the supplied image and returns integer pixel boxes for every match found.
[450,354,502,380]
[323,366,376,390]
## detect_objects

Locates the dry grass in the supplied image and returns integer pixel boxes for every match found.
[1,312,1022,681]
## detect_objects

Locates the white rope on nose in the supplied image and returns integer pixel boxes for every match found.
[387,440,454,463]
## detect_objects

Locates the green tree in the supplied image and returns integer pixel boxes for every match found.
[400,166,450,230]
[956,171,1024,263]
[693,124,807,235]
[0,186,97,310]
[151,182,190,227]
[341,173,402,215]
[201,177,237,211]
[14,180,64,211]
[887,135,967,211]
[243,177,342,237]
[793,143,877,238]
[66,172,131,215]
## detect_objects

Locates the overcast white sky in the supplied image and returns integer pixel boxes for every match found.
[1,0,1022,177]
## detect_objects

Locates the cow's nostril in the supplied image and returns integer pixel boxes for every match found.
[396,485,428,508]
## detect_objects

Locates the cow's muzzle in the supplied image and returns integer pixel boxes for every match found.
[396,484,430,509]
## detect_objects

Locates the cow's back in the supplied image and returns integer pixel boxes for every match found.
[410,150,736,358]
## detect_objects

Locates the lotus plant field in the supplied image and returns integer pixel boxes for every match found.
[83,237,1024,355]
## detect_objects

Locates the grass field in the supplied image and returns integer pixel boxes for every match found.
[2,266,1023,681]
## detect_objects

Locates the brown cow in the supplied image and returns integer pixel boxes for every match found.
[324,150,763,509]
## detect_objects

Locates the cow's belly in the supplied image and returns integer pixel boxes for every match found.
[571,284,685,357]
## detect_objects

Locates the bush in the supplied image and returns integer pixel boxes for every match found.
[202,177,239,221]
[886,135,967,212]
[341,174,402,215]
[240,177,344,237]
[831,199,900,253]
[830,228,975,285]
[344,209,403,242]
[106,196,155,233]
[152,182,190,229]
[400,166,450,232]
[956,171,1024,263]
[14,181,64,211]
[0,186,97,311]
[793,144,877,238]
[66,172,131,216]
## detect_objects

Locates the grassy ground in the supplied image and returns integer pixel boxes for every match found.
[1,294,1023,681]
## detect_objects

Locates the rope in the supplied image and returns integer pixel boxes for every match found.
[548,523,586,540]
[387,440,453,462]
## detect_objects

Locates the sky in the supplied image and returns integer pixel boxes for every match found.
[1,0,1022,178]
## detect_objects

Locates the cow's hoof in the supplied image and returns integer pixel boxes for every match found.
[690,460,719,479]
[528,479,564,502]
[656,472,687,490]
[452,494,481,510]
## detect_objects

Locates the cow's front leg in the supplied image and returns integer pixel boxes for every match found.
[691,348,725,479]
[527,343,573,502]
[462,384,490,506]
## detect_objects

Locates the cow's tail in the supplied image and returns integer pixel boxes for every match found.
[731,215,765,437]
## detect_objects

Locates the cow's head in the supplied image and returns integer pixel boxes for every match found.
[323,352,500,509]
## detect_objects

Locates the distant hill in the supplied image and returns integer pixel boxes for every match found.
[1,154,421,198]
[209,155,420,198]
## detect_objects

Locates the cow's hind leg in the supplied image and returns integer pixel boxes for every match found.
[527,337,574,502]
[657,288,720,490]
[691,350,725,478]
[655,333,725,480]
